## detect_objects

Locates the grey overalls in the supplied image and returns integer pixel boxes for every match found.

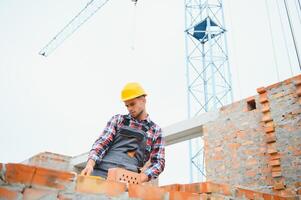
[92,117,153,178]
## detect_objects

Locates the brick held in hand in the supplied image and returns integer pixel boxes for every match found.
[107,168,141,185]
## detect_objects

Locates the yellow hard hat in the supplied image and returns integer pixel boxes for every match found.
[121,82,147,101]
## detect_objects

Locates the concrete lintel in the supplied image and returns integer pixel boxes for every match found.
[70,152,89,169]
[163,111,219,145]
[71,111,219,168]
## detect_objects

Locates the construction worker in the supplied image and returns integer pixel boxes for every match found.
[81,82,165,182]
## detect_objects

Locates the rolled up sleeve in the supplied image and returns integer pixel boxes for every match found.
[144,128,165,180]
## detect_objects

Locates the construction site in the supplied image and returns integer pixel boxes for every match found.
[1,0,301,199]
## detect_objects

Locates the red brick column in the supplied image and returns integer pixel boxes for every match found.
[257,87,285,191]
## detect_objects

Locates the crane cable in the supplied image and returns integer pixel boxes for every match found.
[265,0,280,81]
[284,0,301,71]
[276,0,294,75]
[298,0,301,12]
[131,1,137,50]
[295,0,301,24]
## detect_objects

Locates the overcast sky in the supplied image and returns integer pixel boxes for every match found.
[0,0,300,185]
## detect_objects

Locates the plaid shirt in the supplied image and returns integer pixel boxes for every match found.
[88,114,165,180]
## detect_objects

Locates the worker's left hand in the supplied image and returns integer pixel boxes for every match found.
[140,173,149,183]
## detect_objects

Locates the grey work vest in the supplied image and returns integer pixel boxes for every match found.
[93,118,152,178]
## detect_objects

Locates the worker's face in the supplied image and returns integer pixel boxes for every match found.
[124,96,146,118]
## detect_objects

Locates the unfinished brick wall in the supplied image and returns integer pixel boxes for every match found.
[0,163,294,199]
[266,77,301,196]
[22,152,72,171]
[204,74,301,197]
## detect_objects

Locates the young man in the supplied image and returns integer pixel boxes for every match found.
[81,82,165,182]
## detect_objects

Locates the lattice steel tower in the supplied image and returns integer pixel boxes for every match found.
[184,0,233,182]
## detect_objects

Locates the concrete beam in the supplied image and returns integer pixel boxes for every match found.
[71,111,219,168]
[163,111,218,145]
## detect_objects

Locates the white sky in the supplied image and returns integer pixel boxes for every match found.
[0,0,300,185]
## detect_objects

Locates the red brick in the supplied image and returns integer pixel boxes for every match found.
[273,179,285,190]
[246,170,257,177]
[266,82,283,90]
[76,175,126,196]
[107,168,141,184]
[228,143,241,151]
[246,96,256,102]
[220,184,232,196]
[236,188,257,199]
[246,158,257,166]
[161,184,181,192]
[128,184,167,200]
[259,93,269,103]
[212,154,223,161]
[231,160,240,169]
[295,182,301,188]
[0,187,20,200]
[265,125,275,133]
[263,192,280,200]
[169,191,202,200]
[267,143,278,154]
[243,149,256,156]
[261,104,270,113]
[5,163,75,189]
[294,79,301,86]
[283,77,293,85]
[262,193,273,200]
[0,163,3,181]
[180,183,203,193]
[296,89,301,97]
[5,163,36,184]
[266,133,276,143]
[272,171,282,178]
[262,113,273,123]
[257,87,266,94]
[270,153,282,160]
[180,182,232,195]
[23,188,58,200]
[278,190,297,199]
[32,167,75,189]
[265,121,275,128]
[242,140,255,146]
[272,92,285,99]
[271,166,281,172]
[236,131,247,140]
[269,159,281,166]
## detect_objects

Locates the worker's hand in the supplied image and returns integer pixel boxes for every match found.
[80,159,95,176]
[140,173,149,183]
[80,165,93,176]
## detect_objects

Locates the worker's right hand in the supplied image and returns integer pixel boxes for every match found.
[80,159,95,176]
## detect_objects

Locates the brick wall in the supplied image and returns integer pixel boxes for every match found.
[22,152,72,171]
[204,74,301,197]
[0,163,294,199]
